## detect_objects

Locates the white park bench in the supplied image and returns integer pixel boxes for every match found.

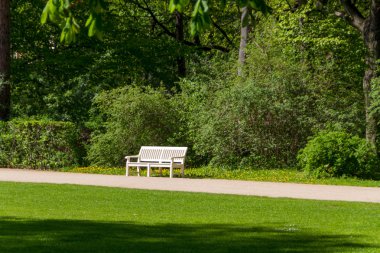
[125,146,188,178]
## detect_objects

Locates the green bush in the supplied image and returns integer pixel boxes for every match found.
[87,86,181,167]
[297,131,379,179]
[180,45,315,168]
[0,119,80,169]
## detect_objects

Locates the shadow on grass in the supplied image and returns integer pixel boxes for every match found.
[0,217,377,253]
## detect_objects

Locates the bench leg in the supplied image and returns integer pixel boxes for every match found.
[147,164,151,177]
[126,163,129,176]
[181,166,184,178]
[137,166,140,177]
[170,165,173,178]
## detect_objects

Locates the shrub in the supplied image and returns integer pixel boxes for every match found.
[180,46,315,168]
[0,119,80,169]
[178,16,365,168]
[297,131,379,179]
[87,86,181,167]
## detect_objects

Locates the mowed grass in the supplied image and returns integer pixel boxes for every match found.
[0,182,379,253]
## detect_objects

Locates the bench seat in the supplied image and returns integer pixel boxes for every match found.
[125,146,188,178]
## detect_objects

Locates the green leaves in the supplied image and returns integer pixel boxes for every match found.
[40,0,77,43]
[169,0,210,35]
[245,0,271,14]
[60,16,80,44]
[88,87,180,167]
[190,0,211,35]
[169,0,190,12]
[42,0,271,41]
[41,0,106,44]
[41,0,64,25]
[86,0,105,38]
[0,119,80,169]
[297,131,379,179]
[169,0,270,36]
[85,13,103,39]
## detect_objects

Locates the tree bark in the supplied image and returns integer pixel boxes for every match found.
[238,6,250,76]
[175,11,186,78]
[361,1,380,147]
[363,65,377,146]
[0,0,10,120]
[336,0,380,148]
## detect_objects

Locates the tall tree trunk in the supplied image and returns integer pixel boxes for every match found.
[338,0,380,148]
[362,2,380,148]
[363,58,377,146]
[175,11,186,78]
[0,0,10,120]
[238,6,250,76]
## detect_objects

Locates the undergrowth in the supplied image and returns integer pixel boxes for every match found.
[62,166,380,187]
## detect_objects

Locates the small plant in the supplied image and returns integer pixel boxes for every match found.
[297,131,379,179]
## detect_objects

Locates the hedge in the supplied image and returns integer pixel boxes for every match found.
[0,119,80,169]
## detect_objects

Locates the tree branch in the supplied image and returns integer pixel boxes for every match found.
[129,0,230,52]
[211,17,235,47]
[139,0,176,37]
[338,0,365,32]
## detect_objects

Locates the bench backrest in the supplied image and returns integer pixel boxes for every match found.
[139,146,187,163]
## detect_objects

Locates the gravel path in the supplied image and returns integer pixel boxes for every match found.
[1,168,379,203]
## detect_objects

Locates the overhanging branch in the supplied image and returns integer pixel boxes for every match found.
[211,18,235,47]
[338,0,365,32]
[129,0,230,52]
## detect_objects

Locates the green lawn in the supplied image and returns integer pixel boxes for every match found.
[0,182,379,252]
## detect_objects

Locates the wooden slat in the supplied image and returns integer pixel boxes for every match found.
[139,146,187,163]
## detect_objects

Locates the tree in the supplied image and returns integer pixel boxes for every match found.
[0,0,10,120]
[294,0,380,147]
[180,0,380,147]
[237,5,269,76]
[14,0,193,122]
[175,10,186,77]
[269,0,366,133]
[238,6,251,76]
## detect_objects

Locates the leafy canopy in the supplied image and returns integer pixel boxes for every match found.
[41,0,270,43]
[41,0,106,43]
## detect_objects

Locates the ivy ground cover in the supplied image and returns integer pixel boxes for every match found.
[0,182,379,253]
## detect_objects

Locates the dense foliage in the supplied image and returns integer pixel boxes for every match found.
[298,131,379,179]
[0,119,80,169]
[178,15,366,168]
[181,46,313,168]
[87,86,181,167]
[1,0,380,179]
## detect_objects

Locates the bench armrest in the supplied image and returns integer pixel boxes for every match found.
[170,156,186,163]
[125,155,140,162]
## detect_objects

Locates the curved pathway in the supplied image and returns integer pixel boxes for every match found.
[0,168,379,203]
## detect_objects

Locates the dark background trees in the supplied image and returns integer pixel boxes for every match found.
[1,0,379,177]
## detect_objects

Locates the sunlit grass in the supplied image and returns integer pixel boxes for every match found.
[0,182,379,253]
